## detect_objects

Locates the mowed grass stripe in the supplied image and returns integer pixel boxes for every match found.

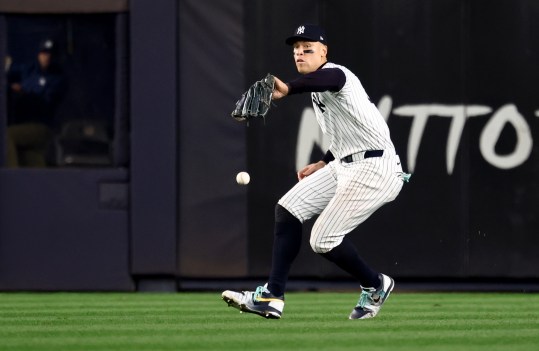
[0,292,538,351]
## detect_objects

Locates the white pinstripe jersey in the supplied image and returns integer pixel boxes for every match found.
[311,62,395,160]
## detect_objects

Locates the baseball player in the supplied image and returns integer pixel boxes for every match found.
[223,24,409,320]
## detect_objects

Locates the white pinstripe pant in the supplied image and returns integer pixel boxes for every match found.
[278,151,404,253]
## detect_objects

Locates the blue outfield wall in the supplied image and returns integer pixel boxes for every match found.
[0,0,537,291]
[241,0,539,280]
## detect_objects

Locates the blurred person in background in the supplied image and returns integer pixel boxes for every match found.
[6,38,66,167]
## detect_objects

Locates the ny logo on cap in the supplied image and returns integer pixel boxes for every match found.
[296,26,305,35]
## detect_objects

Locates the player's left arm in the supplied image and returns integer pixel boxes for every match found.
[273,68,346,100]
[287,68,345,94]
[272,76,289,100]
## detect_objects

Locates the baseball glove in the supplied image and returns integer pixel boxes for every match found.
[231,73,275,121]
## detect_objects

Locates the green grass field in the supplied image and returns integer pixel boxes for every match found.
[1,292,538,351]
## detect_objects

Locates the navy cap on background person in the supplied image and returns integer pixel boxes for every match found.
[285,24,327,45]
[38,39,56,53]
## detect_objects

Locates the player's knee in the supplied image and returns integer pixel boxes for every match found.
[309,236,332,254]
[275,204,300,223]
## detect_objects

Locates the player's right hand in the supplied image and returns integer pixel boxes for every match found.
[297,160,326,181]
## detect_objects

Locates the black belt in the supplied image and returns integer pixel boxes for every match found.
[341,150,384,163]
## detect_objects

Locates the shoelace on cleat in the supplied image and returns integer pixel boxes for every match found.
[358,290,371,308]
[253,286,268,302]
[358,288,385,307]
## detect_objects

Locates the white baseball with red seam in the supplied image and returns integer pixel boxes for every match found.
[236,172,250,185]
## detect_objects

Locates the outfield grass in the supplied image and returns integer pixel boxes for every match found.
[1,291,538,351]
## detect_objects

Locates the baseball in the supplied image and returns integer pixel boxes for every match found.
[236,171,250,185]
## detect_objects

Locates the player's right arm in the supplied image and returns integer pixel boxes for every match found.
[297,150,334,180]
[297,161,326,181]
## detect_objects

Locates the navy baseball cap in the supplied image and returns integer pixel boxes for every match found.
[285,24,327,45]
[38,39,55,53]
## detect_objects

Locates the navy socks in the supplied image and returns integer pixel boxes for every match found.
[267,205,380,295]
[320,237,380,288]
[267,205,302,297]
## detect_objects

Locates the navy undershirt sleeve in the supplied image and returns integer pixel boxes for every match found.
[287,68,346,95]
[322,150,335,164]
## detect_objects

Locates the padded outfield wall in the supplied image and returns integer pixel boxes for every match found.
[0,0,537,291]
[179,0,539,282]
